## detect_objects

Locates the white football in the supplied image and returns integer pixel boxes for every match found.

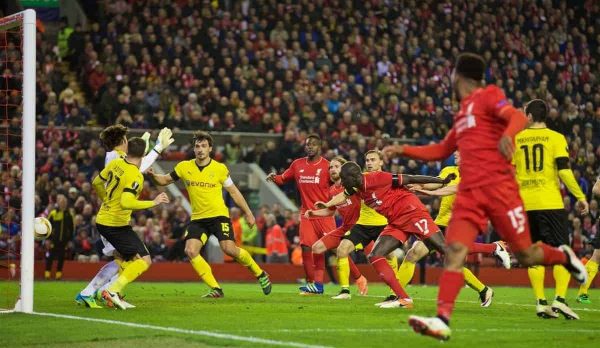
[34,217,52,240]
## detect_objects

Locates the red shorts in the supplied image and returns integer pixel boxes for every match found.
[299,215,336,247]
[446,179,532,252]
[380,209,440,243]
[318,233,343,250]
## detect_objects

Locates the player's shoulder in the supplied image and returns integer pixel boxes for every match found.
[122,160,142,176]
[329,183,344,194]
[209,158,229,172]
[175,159,195,169]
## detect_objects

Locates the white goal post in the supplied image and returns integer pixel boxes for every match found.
[0,9,36,313]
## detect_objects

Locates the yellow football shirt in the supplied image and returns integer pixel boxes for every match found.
[96,158,145,227]
[356,201,388,226]
[434,166,460,227]
[514,127,571,210]
[172,159,231,220]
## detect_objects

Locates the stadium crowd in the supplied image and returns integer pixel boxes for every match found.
[1,0,600,265]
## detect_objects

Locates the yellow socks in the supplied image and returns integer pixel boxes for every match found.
[578,260,599,296]
[553,265,571,299]
[337,257,351,288]
[190,255,220,289]
[55,271,62,280]
[397,260,416,287]
[463,267,486,293]
[108,258,149,293]
[235,248,263,277]
[528,265,546,301]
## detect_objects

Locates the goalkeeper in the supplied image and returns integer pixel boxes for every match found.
[75,125,174,308]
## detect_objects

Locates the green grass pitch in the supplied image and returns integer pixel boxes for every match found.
[1,281,599,347]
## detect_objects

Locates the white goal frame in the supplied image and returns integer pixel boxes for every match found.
[0,9,36,313]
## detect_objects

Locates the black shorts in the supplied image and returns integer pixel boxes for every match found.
[344,224,386,250]
[96,223,149,260]
[527,209,569,247]
[185,216,234,243]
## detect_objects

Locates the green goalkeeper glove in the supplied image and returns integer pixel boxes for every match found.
[154,127,175,153]
[140,132,151,155]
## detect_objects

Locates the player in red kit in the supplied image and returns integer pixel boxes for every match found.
[267,134,335,294]
[318,162,455,308]
[383,53,588,341]
[305,156,368,299]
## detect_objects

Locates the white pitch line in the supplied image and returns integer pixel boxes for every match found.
[31,312,333,348]
[218,327,600,334]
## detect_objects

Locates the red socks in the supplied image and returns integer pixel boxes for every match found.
[437,270,465,323]
[470,243,496,255]
[349,258,361,280]
[370,256,409,298]
[539,243,567,265]
[302,250,315,283]
[313,253,325,283]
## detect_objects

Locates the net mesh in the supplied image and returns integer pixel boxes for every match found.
[0,13,24,310]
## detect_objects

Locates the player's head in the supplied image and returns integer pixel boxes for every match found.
[329,156,347,182]
[305,134,322,159]
[192,131,213,161]
[99,124,128,150]
[127,137,146,159]
[364,150,384,172]
[524,99,548,123]
[339,161,363,194]
[452,53,485,98]
[454,151,461,166]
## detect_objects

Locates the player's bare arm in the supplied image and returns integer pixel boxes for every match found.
[402,173,456,186]
[315,191,347,209]
[414,185,458,197]
[225,184,256,227]
[147,167,176,186]
[497,105,528,160]
[304,208,335,219]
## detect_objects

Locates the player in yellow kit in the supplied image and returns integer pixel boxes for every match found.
[514,99,589,319]
[150,131,271,298]
[577,178,600,304]
[400,152,511,307]
[93,137,170,310]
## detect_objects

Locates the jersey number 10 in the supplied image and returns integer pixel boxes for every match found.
[520,144,544,172]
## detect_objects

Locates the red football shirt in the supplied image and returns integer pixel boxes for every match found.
[404,85,519,189]
[327,183,361,237]
[358,171,428,222]
[273,157,331,214]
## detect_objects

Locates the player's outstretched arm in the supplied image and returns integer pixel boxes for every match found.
[140,128,175,173]
[414,185,458,197]
[121,191,169,210]
[384,129,458,162]
[147,167,176,186]
[401,173,456,186]
[315,192,347,209]
[305,208,335,219]
[225,184,256,227]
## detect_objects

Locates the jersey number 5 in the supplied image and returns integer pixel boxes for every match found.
[104,171,121,199]
[507,206,526,234]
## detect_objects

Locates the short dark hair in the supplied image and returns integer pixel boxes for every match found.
[127,137,146,158]
[340,161,363,193]
[455,53,486,81]
[99,124,128,150]
[524,99,548,123]
[192,131,213,147]
[306,134,321,144]
[365,150,383,160]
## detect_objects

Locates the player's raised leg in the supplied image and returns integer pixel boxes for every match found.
[221,238,272,295]
[103,253,151,310]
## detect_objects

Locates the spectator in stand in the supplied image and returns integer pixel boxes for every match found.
[265,213,289,263]
[44,194,74,280]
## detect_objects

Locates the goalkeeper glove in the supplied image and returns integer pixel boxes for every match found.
[140,132,151,155]
[154,127,175,153]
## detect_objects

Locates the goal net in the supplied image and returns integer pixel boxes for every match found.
[0,9,36,313]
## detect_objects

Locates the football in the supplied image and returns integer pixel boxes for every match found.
[33,217,52,240]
